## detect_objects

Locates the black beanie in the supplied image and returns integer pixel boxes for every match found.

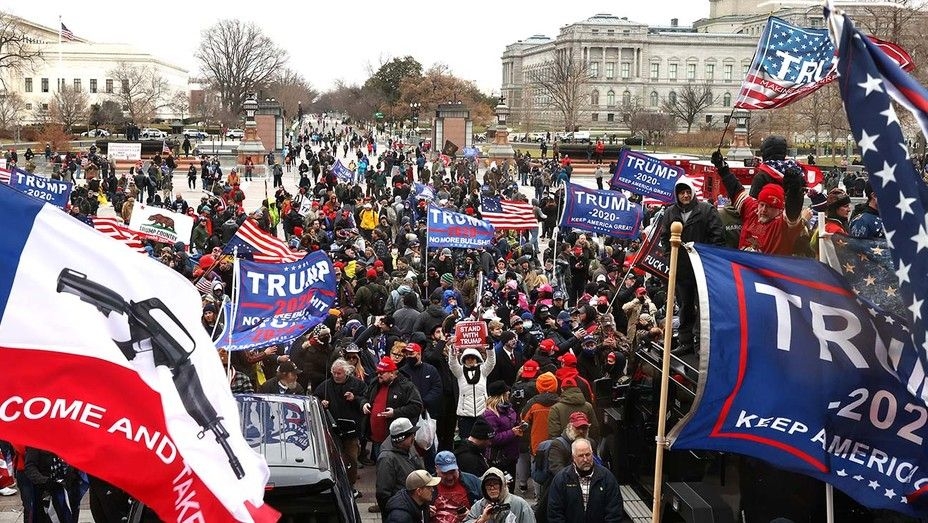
[760,136,788,161]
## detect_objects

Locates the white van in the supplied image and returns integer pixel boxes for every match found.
[567,131,591,143]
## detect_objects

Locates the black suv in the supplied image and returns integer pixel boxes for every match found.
[129,394,360,523]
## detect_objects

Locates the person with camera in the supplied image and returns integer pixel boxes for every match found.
[464,467,535,522]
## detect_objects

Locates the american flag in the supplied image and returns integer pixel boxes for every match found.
[480,196,537,231]
[60,22,75,41]
[223,218,304,263]
[161,140,171,156]
[831,1,928,474]
[0,166,10,185]
[736,16,912,110]
[820,235,905,320]
[92,217,146,254]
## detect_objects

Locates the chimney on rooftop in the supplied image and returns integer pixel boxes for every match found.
[671,18,679,27]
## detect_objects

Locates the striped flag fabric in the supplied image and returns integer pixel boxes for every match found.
[161,140,171,156]
[479,196,537,230]
[735,16,912,110]
[60,22,75,41]
[224,218,304,263]
[92,217,146,254]
[0,166,10,185]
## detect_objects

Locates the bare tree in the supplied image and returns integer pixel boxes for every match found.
[264,67,317,120]
[89,100,126,130]
[627,105,674,147]
[525,47,589,132]
[0,91,25,135]
[195,20,288,115]
[0,12,43,90]
[170,91,190,123]
[31,104,50,126]
[108,62,169,124]
[662,83,716,133]
[858,1,928,84]
[50,86,88,132]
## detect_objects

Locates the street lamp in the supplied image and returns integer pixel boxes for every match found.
[244,96,258,123]
[846,133,854,162]
[409,102,421,128]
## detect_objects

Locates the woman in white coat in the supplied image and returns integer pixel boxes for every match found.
[449,345,496,439]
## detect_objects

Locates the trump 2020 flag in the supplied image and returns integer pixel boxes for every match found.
[330,159,353,183]
[0,184,277,521]
[735,16,912,110]
[610,150,683,203]
[669,243,925,515]
[829,2,928,435]
[560,182,642,239]
[219,251,336,352]
[427,205,495,249]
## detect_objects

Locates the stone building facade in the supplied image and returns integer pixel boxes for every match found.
[0,16,189,125]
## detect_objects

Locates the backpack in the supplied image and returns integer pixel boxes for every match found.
[370,285,388,316]
[531,435,568,485]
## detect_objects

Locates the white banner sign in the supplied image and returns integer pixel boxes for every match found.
[108,142,142,161]
[128,202,194,246]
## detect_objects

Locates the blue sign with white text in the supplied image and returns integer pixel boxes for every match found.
[8,169,73,208]
[426,205,494,249]
[219,250,336,352]
[560,182,642,239]
[330,160,353,183]
[670,244,926,515]
[610,150,684,203]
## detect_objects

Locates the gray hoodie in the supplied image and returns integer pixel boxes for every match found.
[464,467,536,522]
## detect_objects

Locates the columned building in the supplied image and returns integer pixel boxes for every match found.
[501,1,920,135]
[501,14,756,135]
[0,16,189,124]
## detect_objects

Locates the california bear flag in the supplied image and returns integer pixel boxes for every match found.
[0,184,278,522]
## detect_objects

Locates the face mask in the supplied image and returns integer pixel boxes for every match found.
[404,356,418,367]
[412,256,421,264]
[522,320,533,329]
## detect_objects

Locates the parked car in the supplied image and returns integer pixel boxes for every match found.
[225,128,245,140]
[182,128,208,140]
[127,394,360,523]
[80,128,111,137]
[566,131,591,143]
[140,128,166,139]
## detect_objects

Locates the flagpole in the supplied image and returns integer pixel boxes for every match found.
[551,182,566,282]
[651,221,683,523]
[815,211,836,523]
[226,252,240,380]
[57,16,62,93]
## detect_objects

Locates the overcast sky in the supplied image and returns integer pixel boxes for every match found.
[10,1,709,94]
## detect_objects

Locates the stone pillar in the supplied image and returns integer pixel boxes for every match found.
[237,95,268,176]
[726,109,754,162]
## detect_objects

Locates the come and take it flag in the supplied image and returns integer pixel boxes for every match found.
[830,3,928,425]
[735,16,913,110]
[480,196,537,230]
[224,218,304,263]
[218,251,336,352]
[669,243,925,515]
[0,184,277,521]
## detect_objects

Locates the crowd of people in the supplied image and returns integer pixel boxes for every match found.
[0,116,896,522]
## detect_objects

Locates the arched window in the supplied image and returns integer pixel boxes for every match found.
[668,91,677,104]
[622,90,631,106]
[650,91,659,107]
[591,90,600,106]
[723,92,732,107]
[607,90,616,106]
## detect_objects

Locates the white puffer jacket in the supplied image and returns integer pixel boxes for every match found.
[449,347,497,417]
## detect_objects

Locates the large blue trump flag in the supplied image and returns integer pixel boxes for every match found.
[220,250,336,352]
[426,205,494,249]
[669,243,926,515]
[560,182,642,239]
